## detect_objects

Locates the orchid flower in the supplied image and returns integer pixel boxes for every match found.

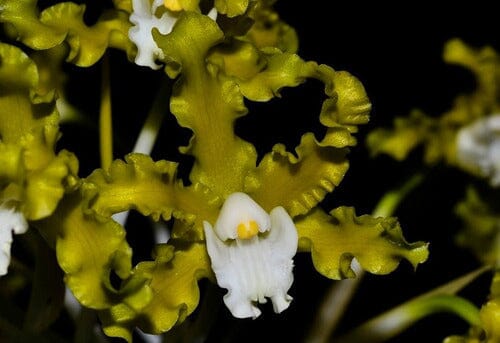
[456,114,500,186]
[368,39,500,174]
[0,1,429,342]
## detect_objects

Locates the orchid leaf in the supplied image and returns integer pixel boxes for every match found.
[83,153,220,240]
[295,207,429,279]
[154,12,257,196]
[101,243,212,342]
[0,0,133,67]
[36,192,132,309]
[0,43,79,220]
[247,133,349,217]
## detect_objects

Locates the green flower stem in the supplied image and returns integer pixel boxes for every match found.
[112,80,169,227]
[132,79,169,154]
[336,295,480,343]
[372,173,424,218]
[305,173,424,343]
[99,54,113,170]
[336,265,491,343]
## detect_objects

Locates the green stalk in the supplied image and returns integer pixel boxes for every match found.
[335,265,491,343]
[99,54,113,170]
[336,295,480,343]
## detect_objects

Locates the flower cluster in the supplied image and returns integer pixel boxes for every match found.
[0,0,429,341]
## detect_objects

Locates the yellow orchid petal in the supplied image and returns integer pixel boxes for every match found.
[0,43,79,220]
[245,3,298,53]
[214,0,249,17]
[247,133,349,217]
[0,0,133,66]
[101,243,211,341]
[154,12,258,196]
[295,207,429,279]
[37,192,132,309]
[455,187,500,265]
[83,153,220,240]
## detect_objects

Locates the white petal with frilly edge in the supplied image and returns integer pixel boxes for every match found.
[129,0,177,69]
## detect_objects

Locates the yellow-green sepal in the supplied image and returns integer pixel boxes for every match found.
[246,133,349,217]
[0,0,133,66]
[101,242,212,342]
[215,0,249,17]
[318,66,371,148]
[295,207,429,279]
[83,153,220,240]
[0,43,79,219]
[244,3,298,53]
[154,12,258,196]
[209,44,317,101]
[455,187,500,265]
[367,110,435,161]
[36,192,132,309]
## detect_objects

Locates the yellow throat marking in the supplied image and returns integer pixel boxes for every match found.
[164,0,182,11]
[237,220,259,239]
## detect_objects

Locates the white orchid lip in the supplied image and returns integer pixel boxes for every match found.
[456,114,500,186]
[0,204,28,276]
[129,0,178,70]
[204,192,298,319]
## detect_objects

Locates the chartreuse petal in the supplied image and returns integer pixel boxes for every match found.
[215,0,249,17]
[153,12,257,196]
[0,43,78,219]
[367,110,435,161]
[208,43,317,101]
[100,243,212,342]
[444,39,499,110]
[36,192,132,309]
[295,207,429,279]
[247,133,349,216]
[83,153,220,239]
[0,0,133,66]
[245,2,298,53]
[237,62,369,216]
[367,40,500,166]
[455,187,500,265]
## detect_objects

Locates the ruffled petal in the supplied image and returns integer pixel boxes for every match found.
[129,0,178,69]
[296,207,429,279]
